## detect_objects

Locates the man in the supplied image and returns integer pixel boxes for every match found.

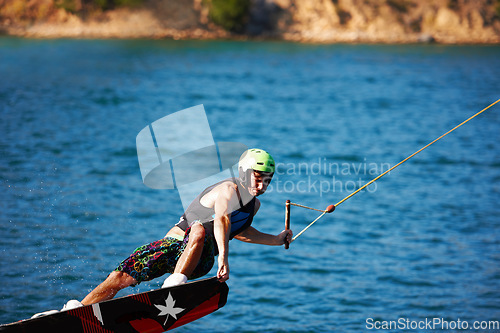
[37,148,292,315]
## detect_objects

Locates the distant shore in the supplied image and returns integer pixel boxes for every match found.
[1,0,500,44]
[3,21,499,45]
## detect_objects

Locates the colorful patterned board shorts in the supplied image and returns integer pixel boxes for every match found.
[114,228,215,286]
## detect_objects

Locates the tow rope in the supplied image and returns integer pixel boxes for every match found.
[286,98,500,246]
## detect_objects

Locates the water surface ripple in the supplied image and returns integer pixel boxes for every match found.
[1,39,499,332]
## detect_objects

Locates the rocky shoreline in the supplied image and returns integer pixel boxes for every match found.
[1,0,500,44]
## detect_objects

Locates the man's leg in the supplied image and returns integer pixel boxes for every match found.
[175,223,206,275]
[163,223,206,287]
[81,271,137,305]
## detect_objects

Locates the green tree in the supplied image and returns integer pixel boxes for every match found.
[208,0,250,33]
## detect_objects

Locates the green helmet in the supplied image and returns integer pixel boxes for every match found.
[238,148,275,175]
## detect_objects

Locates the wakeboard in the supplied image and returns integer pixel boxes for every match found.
[0,276,228,333]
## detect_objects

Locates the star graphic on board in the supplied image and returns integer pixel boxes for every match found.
[155,293,185,325]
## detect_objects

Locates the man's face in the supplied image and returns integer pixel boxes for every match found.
[248,171,273,196]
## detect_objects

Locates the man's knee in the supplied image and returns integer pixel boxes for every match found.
[189,224,205,244]
[108,271,136,288]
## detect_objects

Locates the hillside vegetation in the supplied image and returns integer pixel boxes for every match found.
[1,0,499,43]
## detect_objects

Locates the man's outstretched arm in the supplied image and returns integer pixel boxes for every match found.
[234,226,293,246]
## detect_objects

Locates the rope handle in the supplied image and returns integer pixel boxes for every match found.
[284,200,291,249]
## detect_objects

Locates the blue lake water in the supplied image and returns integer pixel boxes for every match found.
[1,38,500,332]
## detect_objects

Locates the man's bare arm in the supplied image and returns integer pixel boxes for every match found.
[234,226,292,246]
[212,183,236,282]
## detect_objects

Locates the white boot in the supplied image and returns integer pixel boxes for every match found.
[31,300,83,319]
[162,273,187,288]
[61,300,83,311]
[31,310,59,319]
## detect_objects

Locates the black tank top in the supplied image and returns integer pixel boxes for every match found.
[175,178,256,239]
